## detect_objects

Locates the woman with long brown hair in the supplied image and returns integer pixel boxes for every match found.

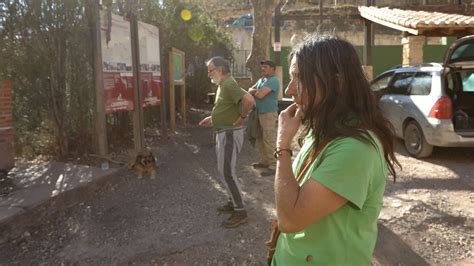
[271,33,400,265]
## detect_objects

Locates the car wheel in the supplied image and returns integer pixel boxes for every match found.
[404,121,433,158]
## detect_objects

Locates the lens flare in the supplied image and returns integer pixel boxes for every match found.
[180,9,192,21]
[187,24,204,42]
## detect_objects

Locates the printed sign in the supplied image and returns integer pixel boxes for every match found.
[100,12,162,113]
[101,12,134,113]
[172,51,184,83]
[138,21,162,107]
[273,42,281,52]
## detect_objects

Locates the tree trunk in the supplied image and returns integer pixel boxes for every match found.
[247,0,281,83]
[49,1,69,158]
[49,31,69,157]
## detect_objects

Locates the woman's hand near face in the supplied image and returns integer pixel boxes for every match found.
[277,103,302,149]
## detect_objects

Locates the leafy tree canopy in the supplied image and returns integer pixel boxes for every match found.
[0,0,233,158]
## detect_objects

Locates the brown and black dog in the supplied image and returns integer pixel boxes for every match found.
[131,149,157,179]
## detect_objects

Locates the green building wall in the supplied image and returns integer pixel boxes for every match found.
[273,39,456,95]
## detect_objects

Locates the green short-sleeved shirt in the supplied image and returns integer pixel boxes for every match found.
[211,77,247,130]
[254,75,279,113]
[273,133,388,266]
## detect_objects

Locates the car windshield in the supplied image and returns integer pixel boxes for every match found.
[451,43,474,62]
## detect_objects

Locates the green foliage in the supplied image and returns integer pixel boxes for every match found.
[0,0,95,157]
[0,0,233,157]
[134,1,235,103]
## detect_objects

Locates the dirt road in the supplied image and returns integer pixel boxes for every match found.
[1,107,472,265]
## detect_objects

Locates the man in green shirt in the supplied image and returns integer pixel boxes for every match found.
[199,56,255,228]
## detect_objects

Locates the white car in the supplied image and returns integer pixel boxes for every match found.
[371,35,474,158]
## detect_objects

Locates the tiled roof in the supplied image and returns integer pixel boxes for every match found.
[359,6,474,35]
[282,5,359,17]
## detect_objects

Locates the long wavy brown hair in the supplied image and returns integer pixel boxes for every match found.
[292,33,400,180]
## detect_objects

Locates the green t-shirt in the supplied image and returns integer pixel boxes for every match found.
[254,75,279,113]
[211,77,247,130]
[273,133,388,266]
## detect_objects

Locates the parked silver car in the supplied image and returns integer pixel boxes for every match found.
[371,35,474,158]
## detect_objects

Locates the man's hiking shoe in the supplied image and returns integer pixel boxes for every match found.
[222,211,248,228]
[217,202,234,214]
[252,162,269,169]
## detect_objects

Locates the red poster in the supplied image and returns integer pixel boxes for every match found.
[142,73,162,107]
[104,73,134,114]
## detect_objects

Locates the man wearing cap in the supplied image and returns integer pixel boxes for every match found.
[248,60,280,176]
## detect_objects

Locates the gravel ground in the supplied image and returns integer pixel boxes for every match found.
[0,107,472,265]
[375,141,473,265]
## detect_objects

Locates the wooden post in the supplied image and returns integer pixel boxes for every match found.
[158,26,167,134]
[274,3,283,100]
[92,0,108,157]
[363,0,374,80]
[169,49,176,132]
[319,0,323,26]
[130,12,145,151]
[180,84,186,126]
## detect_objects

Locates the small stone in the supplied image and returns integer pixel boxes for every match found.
[391,200,402,208]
